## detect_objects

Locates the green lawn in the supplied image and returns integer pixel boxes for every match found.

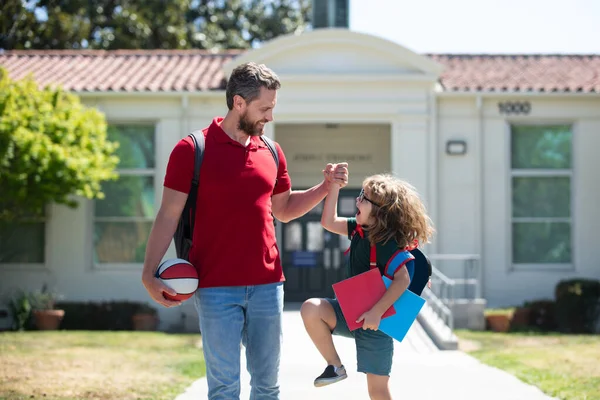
[0,331,205,400]
[456,330,600,400]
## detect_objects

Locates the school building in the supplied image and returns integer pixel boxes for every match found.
[1,28,599,334]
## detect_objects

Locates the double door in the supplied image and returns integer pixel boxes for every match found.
[280,189,360,302]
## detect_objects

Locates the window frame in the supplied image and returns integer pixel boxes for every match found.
[92,122,157,269]
[506,120,576,272]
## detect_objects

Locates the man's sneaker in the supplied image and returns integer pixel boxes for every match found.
[313,365,347,387]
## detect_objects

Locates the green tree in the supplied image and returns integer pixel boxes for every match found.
[0,67,119,221]
[187,0,311,50]
[0,0,43,50]
[0,0,311,50]
[0,0,191,50]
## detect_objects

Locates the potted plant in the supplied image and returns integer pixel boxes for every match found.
[30,285,64,330]
[485,308,514,332]
[132,303,159,331]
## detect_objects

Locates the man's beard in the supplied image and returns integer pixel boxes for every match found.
[238,112,265,136]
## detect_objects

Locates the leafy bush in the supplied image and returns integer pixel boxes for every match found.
[524,299,558,332]
[555,279,600,334]
[0,67,118,222]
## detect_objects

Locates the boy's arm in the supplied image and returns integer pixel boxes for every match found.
[357,267,410,330]
[321,184,348,236]
[370,267,411,317]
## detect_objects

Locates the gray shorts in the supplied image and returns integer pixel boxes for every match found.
[326,298,394,376]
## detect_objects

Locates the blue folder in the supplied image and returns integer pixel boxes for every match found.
[378,276,426,342]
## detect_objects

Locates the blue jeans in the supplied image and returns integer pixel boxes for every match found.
[194,282,284,400]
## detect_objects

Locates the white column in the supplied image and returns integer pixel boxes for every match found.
[392,116,436,251]
[390,118,403,177]
[428,93,439,254]
[391,117,429,198]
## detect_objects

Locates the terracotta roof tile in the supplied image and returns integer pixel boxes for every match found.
[428,54,600,93]
[1,50,599,93]
[0,50,241,92]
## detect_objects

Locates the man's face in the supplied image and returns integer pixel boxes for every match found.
[237,87,277,136]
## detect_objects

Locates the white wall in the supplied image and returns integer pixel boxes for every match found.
[271,79,435,205]
[275,123,392,188]
[437,95,600,307]
[434,99,478,258]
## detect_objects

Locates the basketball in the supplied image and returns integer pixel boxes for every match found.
[155,258,199,301]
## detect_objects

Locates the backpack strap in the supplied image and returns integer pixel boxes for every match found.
[260,135,279,167]
[260,135,280,186]
[369,245,415,281]
[343,224,365,256]
[186,130,205,237]
[260,135,281,226]
[369,245,378,269]
[383,250,415,281]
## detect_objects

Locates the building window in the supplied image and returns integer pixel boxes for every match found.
[0,215,45,264]
[94,125,155,264]
[510,124,572,265]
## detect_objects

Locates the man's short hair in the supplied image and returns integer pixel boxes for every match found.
[226,62,281,110]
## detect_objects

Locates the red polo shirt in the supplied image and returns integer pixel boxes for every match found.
[163,118,291,288]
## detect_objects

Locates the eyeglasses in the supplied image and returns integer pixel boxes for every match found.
[358,188,381,207]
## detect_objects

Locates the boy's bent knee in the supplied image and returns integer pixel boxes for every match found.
[300,299,319,321]
[301,298,337,331]
[300,298,321,319]
[302,298,336,318]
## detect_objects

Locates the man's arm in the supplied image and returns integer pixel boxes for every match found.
[271,184,327,224]
[141,187,188,307]
[272,163,348,223]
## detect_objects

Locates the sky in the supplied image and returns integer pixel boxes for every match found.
[349,0,600,54]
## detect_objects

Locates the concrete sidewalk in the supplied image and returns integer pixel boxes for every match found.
[176,308,557,400]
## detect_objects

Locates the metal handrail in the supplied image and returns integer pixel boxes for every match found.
[428,254,481,300]
[430,266,455,304]
[416,254,482,344]
[421,287,454,334]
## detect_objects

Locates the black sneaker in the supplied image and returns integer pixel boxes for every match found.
[313,365,347,387]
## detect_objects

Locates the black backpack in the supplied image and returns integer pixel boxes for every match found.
[173,130,280,261]
[377,246,432,296]
[407,248,433,295]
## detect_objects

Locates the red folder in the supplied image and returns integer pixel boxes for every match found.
[332,268,396,331]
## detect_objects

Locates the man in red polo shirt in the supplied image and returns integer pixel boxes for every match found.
[142,62,348,399]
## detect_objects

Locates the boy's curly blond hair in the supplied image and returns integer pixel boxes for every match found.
[362,174,435,247]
